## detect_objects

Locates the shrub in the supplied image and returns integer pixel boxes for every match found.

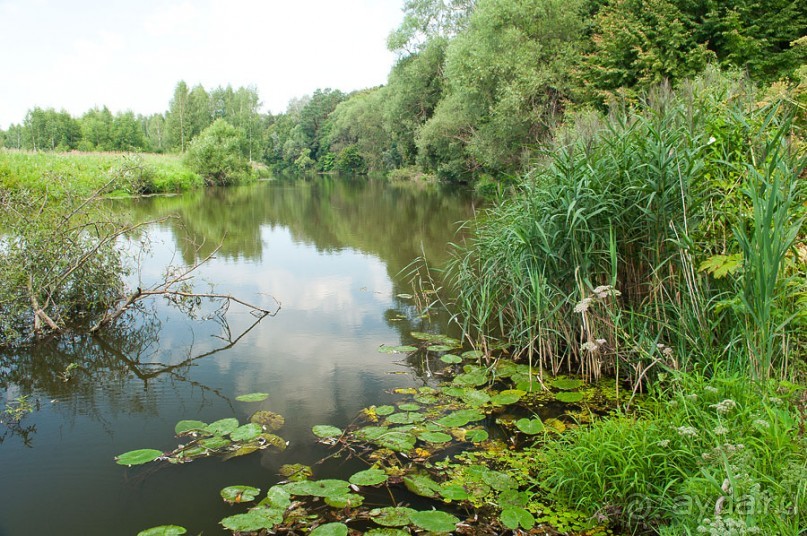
[184,119,252,186]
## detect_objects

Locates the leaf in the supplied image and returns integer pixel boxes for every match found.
[439,483,469,501]
[235,392,269,402]
[386,412,424,424]
[501,507,535,530]
[436,409,485,427]
[250,410,285,430]
[490,389,525,406]
[440,354,463,364]
[408,510,459,533]
[699,253,743,279]
[482,469,515,491]
[366,529,409,536]
[206,418,239,436]
[220,508,283,532]
[115,449,163,466]
[417,431,453,444]
[262,485,292,510]
[515,417,545,435]
[278,464,312,481]
[310,522,349,536]
[324,493,364,508]
[397,402,421,411]
[555,391,584,403]
[552,378,584,390]
[403,474,441,498]
[453,371,488,387]
[378,344,418,354]
[374,431,416,452]
[427,344,455,352]
[349,468,388,486]
[375,405,395,416]
[463,428,489,443]
[174,420,207,435]
[461,349,485,360]
[369,507,417,527]
[312,425,343,438]
[259,433,287,450]
[222,444,260,460]
[410,332,460,346]
[230,423,263,441]
[283,479,350,498]
[220,485,260,504]
[198,436,231,450]
[137,526,187,536]
[460,389,491,407]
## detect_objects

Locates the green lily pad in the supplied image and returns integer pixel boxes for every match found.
[222,444,260,460]
[310,523,349,536]
[174,420,207,435]
[230,423,263,442]
[464,428,489,442]
[374,431,416,452]
[235,392,269,402]
[354,426,390,441]
[369,507,417,527]
[115,449,163,466]
[398,403,421,411]
[461,349,485,360]
[378,345,418,354]
[501,506,536,530]
[386,412,424,424]
[436,409,485,427]
[375,405,395,416]
[453,371,488,387]
[262,485,292,509]
[137,526,187,536]
[410,332,460,346]
[206,418,239,436]
[220,485,261,504]
[408,510,459,533]
[482,469,516,491]
[439,483,470,501]
[427,344,455,352]
[198,436,230,450]
[259,433,287,450]
[515,417,545,435]
[250,411,285,430]
[414,393,440,404]
[283,479,350,498]
[552,378,584,390]
[555,391,584,403]
[460,389,491,407]
[366,530,409,536]
[440,354,463,364]
[324,493,364,508]
[418,431,453,444]
[490,389,525,406]
[349,468,388,486]
[278,464,313,481]
[403,474,441,498]
[220,508,283,532]
[312,425,343,438]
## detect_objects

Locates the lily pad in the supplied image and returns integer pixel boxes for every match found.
[386,412,424,424]
[408,510,459,533]
[440,354,463,364]
[439,483,470,501]
[369,507,417,527]
[417,431,453,444]
[324,493,364,508]
[250,411,285,430]
[220,485,261,504]
[410,332,460,346]
[366,530,409,536]
[501,507,535,530]
[235,392,269,402]
[375,405,395,416]
[403,474,441,498]
[115,449,163,466]
[453,371,488,387]
[310,523,349,536]
[490,389,525,406]
[461,349,485,360]
[427,344,455,352]
[262,485,292,509]
[463,428,489,443]
[283,479,350,498]
[398,402,421,411]
[220,508,283,532]
[312,425,343,438]
[436,409,485,427]
[222,444,260,460]
[278,464,312,481]
[555,391,584,403]
[174,420,207,435]
[259,433,287,450]
[206,418,239,436]
[515,417,545,435]
[137,526,187,536]
[378,345,418,354]
[552,378,584,390]
[460,389,491,407]
[230,423,263,442]
[199,436,231,450]
[374,431,416,452]
[349,468,389,486]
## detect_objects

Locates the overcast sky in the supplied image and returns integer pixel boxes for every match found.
[0,0,404,129]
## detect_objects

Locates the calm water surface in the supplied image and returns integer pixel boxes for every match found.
[0,176,477,535]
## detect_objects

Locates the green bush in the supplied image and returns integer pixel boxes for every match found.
[184,119,252,186]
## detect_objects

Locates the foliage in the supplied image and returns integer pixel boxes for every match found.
[542,371,807,534]
[184,119,252,185]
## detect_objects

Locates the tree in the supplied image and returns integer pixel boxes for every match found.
[184,119,251,185]
[143,113,167,153]
[23,107,81,151]
[80,107,114,151]
[166,81,191,152]
[188,84,212,140]
[111,111,146,151]
[324,87,390,172]
[388,0,476,54]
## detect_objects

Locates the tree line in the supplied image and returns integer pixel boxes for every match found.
[1,0,804,183]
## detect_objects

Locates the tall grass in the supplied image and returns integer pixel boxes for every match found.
[447,69,805,382]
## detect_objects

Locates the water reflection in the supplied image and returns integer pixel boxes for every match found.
[0,176,477,535]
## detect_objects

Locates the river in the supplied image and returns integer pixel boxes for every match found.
[0,175,478,535]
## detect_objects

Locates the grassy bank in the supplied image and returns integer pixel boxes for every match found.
[0,150,204,197]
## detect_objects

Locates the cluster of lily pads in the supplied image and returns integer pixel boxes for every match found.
[130,333,619,535]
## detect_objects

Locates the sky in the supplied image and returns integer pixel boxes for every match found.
[0,0,404,129]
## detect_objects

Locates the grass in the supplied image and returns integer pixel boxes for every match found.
[0,149,204,197]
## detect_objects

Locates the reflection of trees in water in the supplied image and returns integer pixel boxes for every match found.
[0,308,270,443]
